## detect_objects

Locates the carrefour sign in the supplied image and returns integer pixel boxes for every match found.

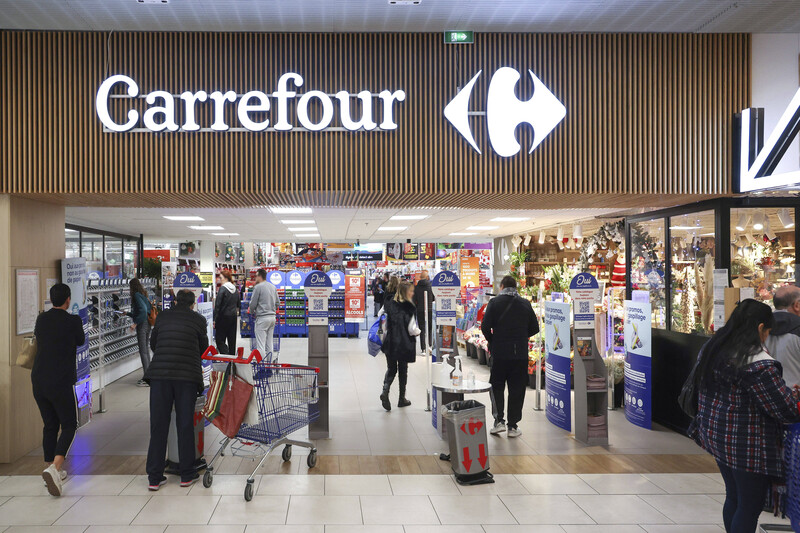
[96,73,406,133]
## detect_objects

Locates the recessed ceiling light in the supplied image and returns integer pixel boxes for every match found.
[377,226,407,231]
[280,219,315,224]
[390,215,429,220]
[466,226,499,231]
[295,233,320,238]
[270,207,313,214]
[490,217,530,222]
[212,233,239,236]
[188,225,224,231]
[163,215,205,221]
[289,227,318,232]
[450,232,477,236]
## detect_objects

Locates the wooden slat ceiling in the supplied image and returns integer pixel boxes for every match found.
[1,32,750,210]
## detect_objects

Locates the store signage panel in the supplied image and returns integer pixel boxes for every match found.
[624,300,652,430]
[327,270,345,289]
[431,271,461,326]
[345,269,366,323]
[569,272,599,330]
[303,271,333,326]
[287,270,307,289]
[544,301,571,432]
[96,73,406,133]
[267,270,284,288]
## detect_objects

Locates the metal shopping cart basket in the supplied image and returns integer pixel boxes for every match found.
[201,347,319,501]
[760,423,800,533]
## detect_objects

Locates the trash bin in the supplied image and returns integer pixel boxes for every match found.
[441,400,493,485]
[165,394,207,475]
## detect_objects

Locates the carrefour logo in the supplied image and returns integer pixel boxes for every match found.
[289,272,302,285]
[444,67,566,157]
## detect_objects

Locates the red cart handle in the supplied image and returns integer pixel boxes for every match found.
[202,345,263,364]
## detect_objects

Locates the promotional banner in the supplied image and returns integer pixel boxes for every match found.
[402,243,420,261]
[544,301,571,431]
[569,272,600,329]
[624,300,652,429]
[460,256,480,297]
[345,269,365,323]
[386,243,403,261]
[303,271,333,326]
[420,243,437,261]
[431,271,461,326]
[267,270,285,288]
[61,258,90,381]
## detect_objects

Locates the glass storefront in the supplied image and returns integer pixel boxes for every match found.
[66,225,142,279]
[630,219,666,329]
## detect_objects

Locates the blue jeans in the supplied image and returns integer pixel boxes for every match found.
[716,460,771,533]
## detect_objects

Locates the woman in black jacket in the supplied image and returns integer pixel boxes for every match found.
[214,270,240,355]
[145,289,209,491]
[380,280,420,411]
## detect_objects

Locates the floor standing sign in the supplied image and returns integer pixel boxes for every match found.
[304,271,333,326]
[430,271,461,428]
[304,271,332,439]
[624,300,652,429]
[62,258,92,426]
[344,269,365,323]
[544,301,572,431]
[569,273,600,329]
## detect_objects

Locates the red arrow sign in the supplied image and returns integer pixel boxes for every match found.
[462,447,472,472]
[478,443,488,469]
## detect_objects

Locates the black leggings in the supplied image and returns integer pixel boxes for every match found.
[215,315,237,355]
[384,356,408,394]
[33,383,78,462]
[716,460,771,533]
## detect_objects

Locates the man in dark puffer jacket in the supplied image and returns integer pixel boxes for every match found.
[145,289,208,490]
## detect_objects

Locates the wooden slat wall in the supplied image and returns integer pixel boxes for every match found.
[0,31,750,209]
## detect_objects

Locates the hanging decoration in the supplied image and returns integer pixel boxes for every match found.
[578,221,660,273]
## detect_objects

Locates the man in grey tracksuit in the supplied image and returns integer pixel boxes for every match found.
[765,285,800,387]
[249,268,279,362]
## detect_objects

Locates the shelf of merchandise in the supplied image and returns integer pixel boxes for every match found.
[328,288,347,337]
[284,288,308,336]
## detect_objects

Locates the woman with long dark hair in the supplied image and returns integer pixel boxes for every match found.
[379,280,420,411]
[690,298,800,533]
[128,278,153,387]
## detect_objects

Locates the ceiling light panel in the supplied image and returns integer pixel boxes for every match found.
[295,233,320,237]
[289,227,318,232]
[450,232,477,236]
[212,232,239,236]
[280,219,315,224]
[163,215,205,221]
[491,217,530,222]
[188,225,224,230]
[377,226,407,231]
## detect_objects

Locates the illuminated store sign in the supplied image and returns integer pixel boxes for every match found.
[444,67,566,157]
[96,73,406,133]
[735,87,800,192]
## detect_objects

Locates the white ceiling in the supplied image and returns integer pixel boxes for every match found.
[2,0,800,33]
[65,206,620,243]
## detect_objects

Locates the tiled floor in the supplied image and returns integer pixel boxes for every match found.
[0,472,790,530]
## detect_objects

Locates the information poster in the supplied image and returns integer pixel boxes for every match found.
[569,272,600,330]
[345,269,365,323]
[544,301,571,431]
[161,262,178,309]
[460,256,480,298]
[16,269,40,335]
[713,269,728,329]
[431,271,461,326]
[61,258,90,381]
[624,300,652,429]
[303,271,333,326]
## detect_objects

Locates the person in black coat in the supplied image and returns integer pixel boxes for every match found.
[481,275,539,438]
[371,273,387,317]
[380,280,420,411]
[145,289,209,490]
[214,270,240,355]
[413,270,435,351]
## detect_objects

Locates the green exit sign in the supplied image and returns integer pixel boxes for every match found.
[444,31,474,44]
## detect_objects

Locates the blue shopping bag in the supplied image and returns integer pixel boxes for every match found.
[367,314,387,357]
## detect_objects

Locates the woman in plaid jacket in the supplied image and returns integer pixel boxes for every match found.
[690,299,800,533]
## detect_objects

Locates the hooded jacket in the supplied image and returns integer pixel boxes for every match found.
[214,281,240,320]
[382,298,417,363]
[481,288,539,360]
[765,310,800,387]
[146,304,209,391]
[128,292,152,326]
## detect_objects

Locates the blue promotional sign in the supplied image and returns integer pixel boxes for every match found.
[569,272,600,292]
[267,270,284,288]
[173,271,203,290]
[431,271,461,326]
[286,270,307,289]
[569,272,600,329]
[304,271,333,326]
[544,301,572,431]
[327,269,345,289]
[624,301,652,429]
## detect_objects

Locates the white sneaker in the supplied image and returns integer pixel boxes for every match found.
[490,421,507,435]
[45,469,67,487]
[507,427,522,438]
[42,464,63,497]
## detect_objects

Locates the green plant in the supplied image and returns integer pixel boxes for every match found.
[542,263,576,294]
[508,250,529,283]
[142,257,162,282]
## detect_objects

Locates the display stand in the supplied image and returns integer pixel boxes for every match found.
[430,271,462,431]
[304,272,332,439]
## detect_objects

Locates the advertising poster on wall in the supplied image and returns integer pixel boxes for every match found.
[386,243,403,261]
[402,243,420,260]
[624,301,652,429]
[431,271,461,326]
[345,269,365,323]
[304,271,333,326]
[61,258,90,380]
[544,301,572,431]
[420,243,436,260]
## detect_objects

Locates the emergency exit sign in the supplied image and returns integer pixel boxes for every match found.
[444,31,474,44]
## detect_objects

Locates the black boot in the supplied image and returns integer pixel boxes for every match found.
[380,383,392,411]
[398,378,411,407]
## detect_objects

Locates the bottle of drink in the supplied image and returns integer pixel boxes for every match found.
[452,355,463,387]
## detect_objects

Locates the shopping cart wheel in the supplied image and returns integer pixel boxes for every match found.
[307,450,318,468]
[244,481,254,502]
[203,470,213,488]
[281,445,292,462]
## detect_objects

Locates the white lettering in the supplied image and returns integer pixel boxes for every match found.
[96,74,139,132]
[336,90,377,131]
[237,91,271,132]
[378,90,406,130]
[209,91,236,131]
[297,91,334,131]
[180,90,208,131]
[143,91,179,132]
[272,73,303,131]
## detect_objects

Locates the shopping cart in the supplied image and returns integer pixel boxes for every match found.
[201,347,320,501]
[759,423,800,532]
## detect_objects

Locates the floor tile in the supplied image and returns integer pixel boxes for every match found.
[360,495,438,525]
[0,477,51,497]
[286,496,362,525]
[325,475,391,496]
[131,496,220,525]
[499,495,594,525]
[639,495,723,524]
[257,476,324,496]
[643,474,724,494]
[570,495,670,525]
[514,474,597,495]
[243,527,322,533]
[561,527,646,533]
[55,495,150,525]
[209,495,290,525]
[0,497,80,526]
[189,475,260,497]
[578,474,665,495]
[62,475,136,496]
[455,474,528,495]
[428,495,516,525]
[387,475,460,496]
[167,526,246,532]
[325,527,402,533]
[641,527,724,533]
[121,476,192,496]
[482,527,563,533]
[85,527,166,533]
[0,498,8,507]
[2,527,87,533]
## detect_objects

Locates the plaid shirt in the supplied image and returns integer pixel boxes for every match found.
[689,351,800,477]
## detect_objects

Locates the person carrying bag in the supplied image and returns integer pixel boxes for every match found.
[379,280,418,411]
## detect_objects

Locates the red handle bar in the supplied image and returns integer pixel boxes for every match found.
[201,346,319,373]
